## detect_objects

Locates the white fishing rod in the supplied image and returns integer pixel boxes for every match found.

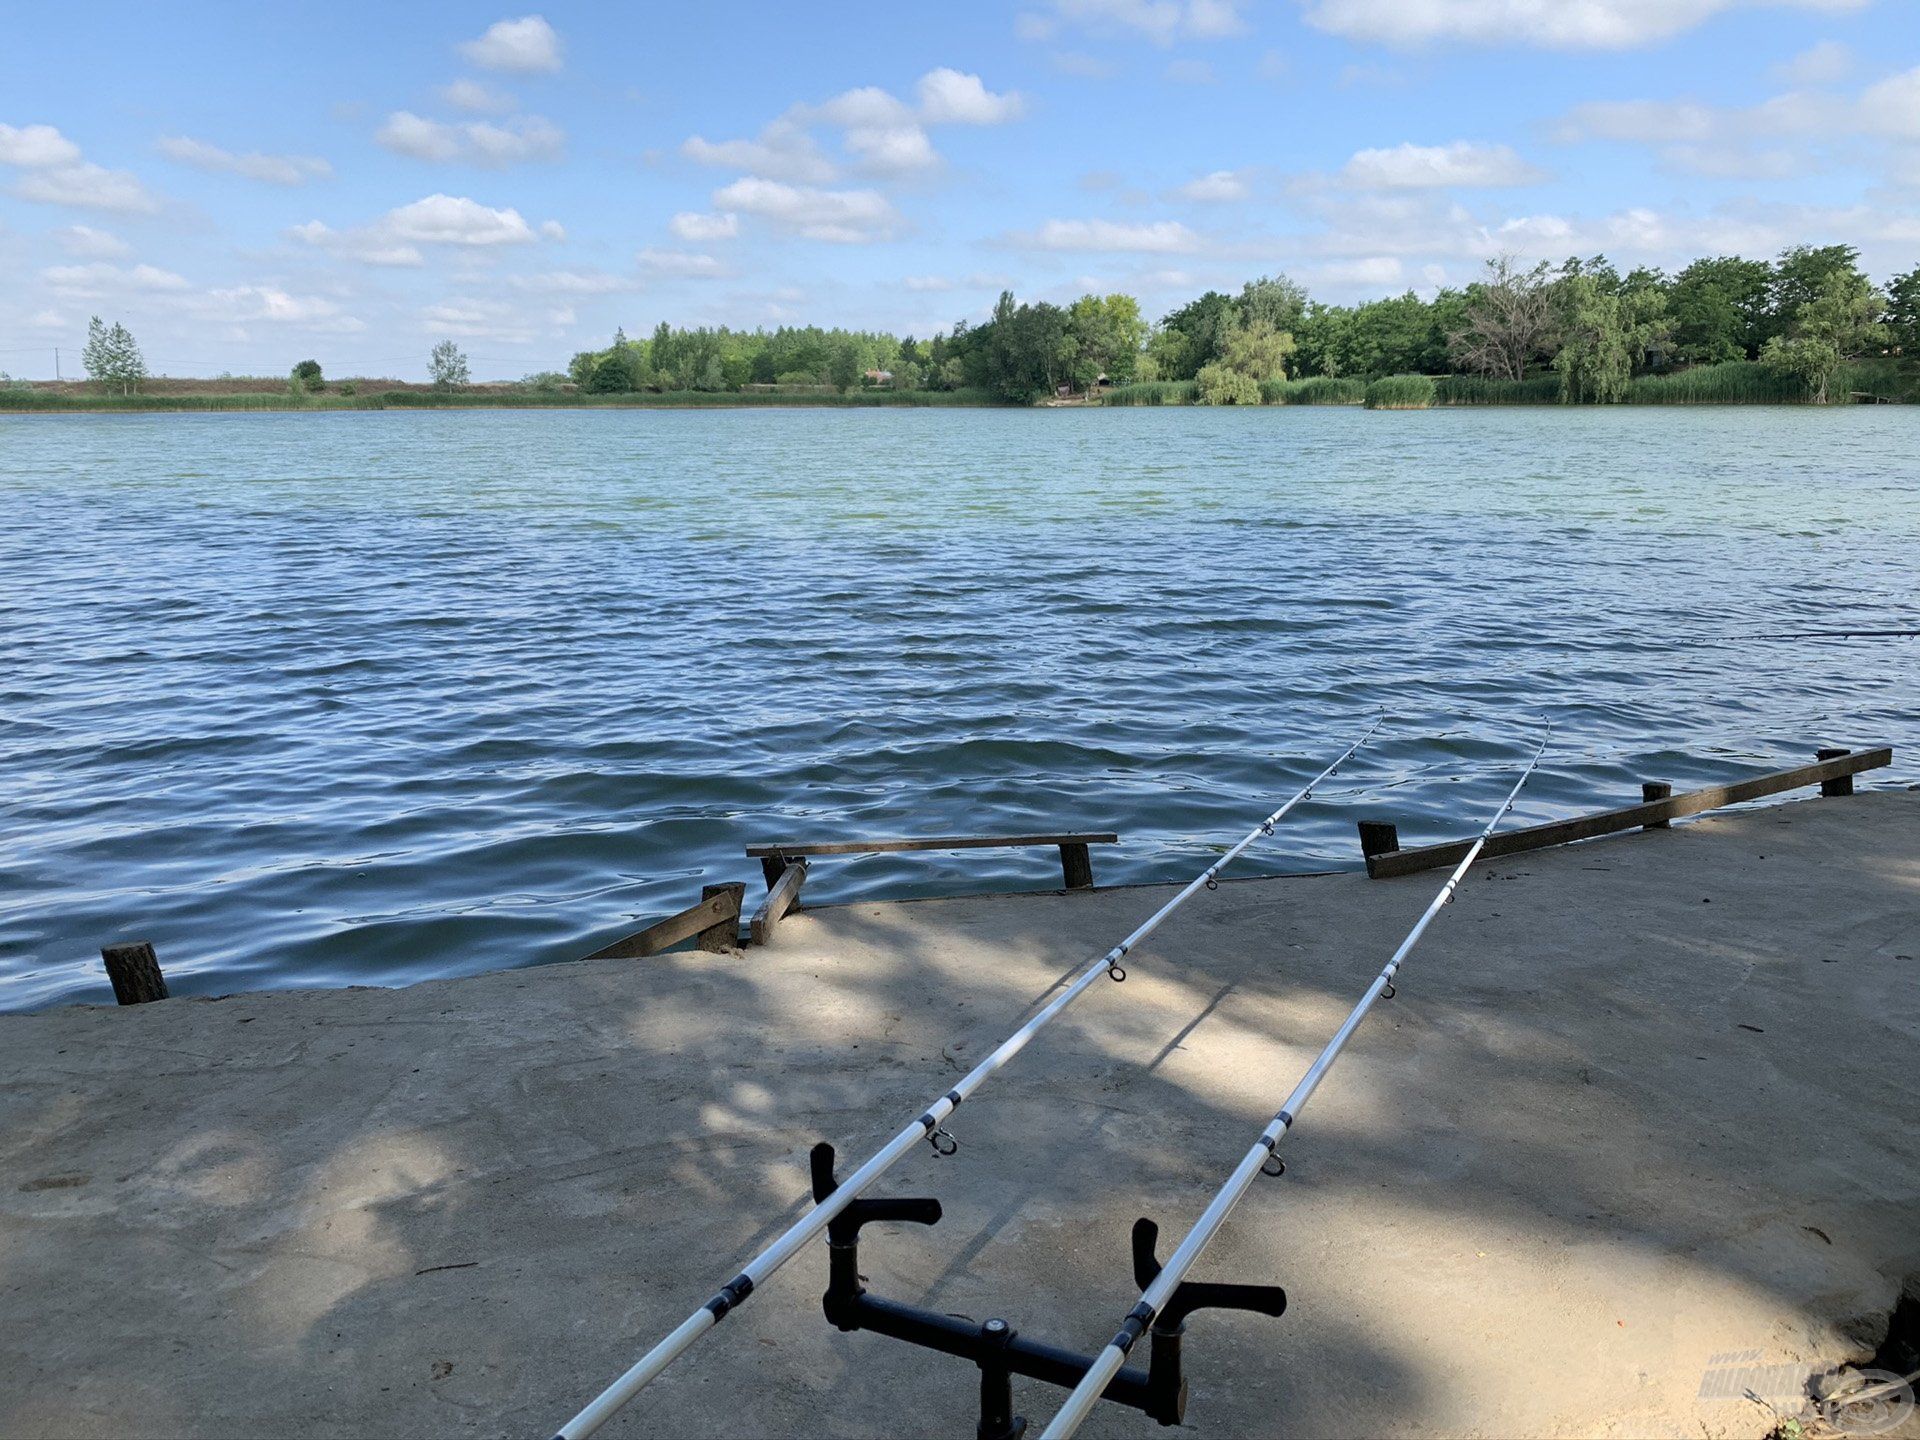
[551,718,1385,1440]
[1038,724,1553,1440]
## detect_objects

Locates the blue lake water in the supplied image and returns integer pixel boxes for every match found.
[2,405,1915,1011]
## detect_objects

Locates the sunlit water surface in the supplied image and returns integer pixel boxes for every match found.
[2,406,1915,1010]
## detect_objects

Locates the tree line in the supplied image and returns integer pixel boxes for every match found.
[566,243,1917,406]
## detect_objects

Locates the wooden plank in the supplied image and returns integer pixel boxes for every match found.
[584,888,744,961]
[1817,747,1855,797]
[1366,747,1892,880]
[1357,820,1401,858]
[695,883,746,952]
[744,832,1117,859]
[750,859,808,946]
[1059,842,1094,890]
[101,941,168,1005]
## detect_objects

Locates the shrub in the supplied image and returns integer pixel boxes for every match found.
[1364,374,1437,409]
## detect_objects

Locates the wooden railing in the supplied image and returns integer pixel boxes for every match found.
[1357,745,1892,879]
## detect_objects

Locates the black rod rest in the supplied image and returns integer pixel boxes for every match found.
[809,1142,1288,1439]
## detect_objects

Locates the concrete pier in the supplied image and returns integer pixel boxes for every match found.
[3,791,1916,1438]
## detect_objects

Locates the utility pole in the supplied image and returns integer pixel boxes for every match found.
[55,347,61,381]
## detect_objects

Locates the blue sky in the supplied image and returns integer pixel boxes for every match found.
[2,1,1915,380]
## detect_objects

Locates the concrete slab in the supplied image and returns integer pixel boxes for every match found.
[2,790,1917,1439]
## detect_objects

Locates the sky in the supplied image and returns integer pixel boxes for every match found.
[2,1,1917,381]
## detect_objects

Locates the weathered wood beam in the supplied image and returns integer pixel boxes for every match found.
[1641,781,1673,828]
[101,941,169,1005]
[1059,842,1095,890]
[1365,746,1892,880]
[695,883,746,953]
[585,886,746,961]
[744,832,1118,859]
[750,859,808,946]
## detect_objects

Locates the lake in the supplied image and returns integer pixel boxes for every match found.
[2,405,1915,1011]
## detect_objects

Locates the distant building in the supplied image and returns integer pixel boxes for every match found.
[864,368,893,385]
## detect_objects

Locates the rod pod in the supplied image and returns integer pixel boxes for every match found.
[549,721,1382,1439]
[810,1143,1287,1439]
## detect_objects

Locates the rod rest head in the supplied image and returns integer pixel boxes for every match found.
[1131,1218,1289,1331]
[810,1142,944,1243]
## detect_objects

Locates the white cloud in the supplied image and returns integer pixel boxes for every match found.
[55,224,131,257]
[711,177,899,242]
[1015,218,1202,252]
[1341,141,1548,188]
[1301,256,1405,286]
[1175,169,1250,201]
[903,274,956,291]
[41,262,190,295]
[509,268,637,295]
[1299,0,1871,51]
[195,286,364,331]
[1166,58,1216,84]
[459,15,563,74]
[291,193,558,267]
[376,111,564,166]
[843,122,939,175]
[385,193,546,245]
[441,78,517,114]
[0,122,81,168]
[156,136,331,185]
[1776,39,1853,85]
[288,220,424,267]
[683,120,839,184]
[669,211,739,241]
[1860,67,1920,140]
[638,247,729,278]
[12,161,159,214]
[1035,0,1248,44]
[917,69,1026,123]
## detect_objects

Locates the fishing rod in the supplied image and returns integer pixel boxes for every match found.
[1037,723,1553,1440]
[551,718,1387,1440]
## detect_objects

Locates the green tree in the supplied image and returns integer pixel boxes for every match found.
[1760,268,1889,403]
[1238,274,1309,336]
[1667,256,1772,364]
[1885,264,1920,355]
[82,316,147,396]
[829,341,860,392]
[1195,316,1296,404]
[1769,244,1863,335]
[428,340,470,389]
[1554,273,1668,403]
[1154,290,1237,380]
[1064,293,1146,390]
[290,359,324,390]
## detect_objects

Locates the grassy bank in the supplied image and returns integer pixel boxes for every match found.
[0,386,1003,413]
[1100,358,1914,408]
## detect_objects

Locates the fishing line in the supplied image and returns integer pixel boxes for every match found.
[550,718,1387,1440]
[1036,722,1553,1440]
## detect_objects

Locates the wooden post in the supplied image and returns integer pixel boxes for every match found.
[1357,820,1400,859]
[1817,748,1854,796]
[1641,782,1672,827]
[750,859,807,946]
[695,883,746,952]
[101,942,168,1005]
[1059,842,1094,890]
[759,855,789,890]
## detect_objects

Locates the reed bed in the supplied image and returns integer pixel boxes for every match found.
[1101,380,1199,406]
[1432,374,1563,405]
[1262,375,1366,405]
[1364,375,1437,409]
[1625,362,1809,405]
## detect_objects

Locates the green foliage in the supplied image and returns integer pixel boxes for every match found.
[1554,274,1669,403]
[1432,374,1563,404]
[428,340,470,389]
[1101,380,1198,405]
[1364,374,1437,409]
[1760,268,1889,403]
[290,359,324,390]
[1195,317,1296,404]
[1885,265,1920,356]
[1668,256,1772,363]
[82,316,147,396]
[1261,375,1366,404]
[1625,360,1813,404]
[1064,293,1147,389]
